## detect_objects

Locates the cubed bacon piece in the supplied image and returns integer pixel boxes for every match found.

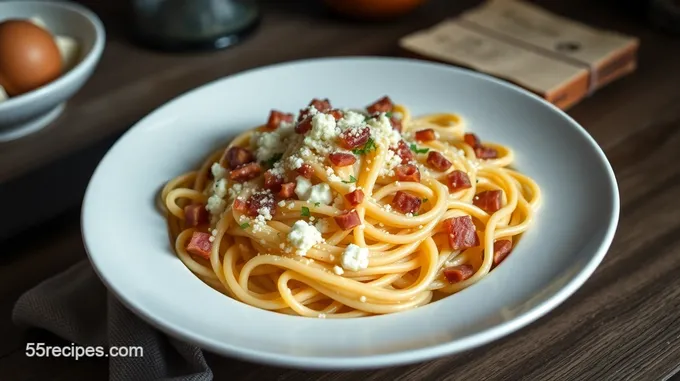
[266,110,293,130]
[229,162,262,182]
[473,190,503,214]
[327,109,343,120]
[464,133,481,148]
[297,164,314,179]
[390,116,402,132]
[221,146,255,170]
[427,151,452,171]
[278,182,296,199]
[493,240,513,266]
[446,170,472,192]
[443,264,474,283]
[366,96,393,114]
[394,164,420,182]
[464,133,498,159]
[338,127,370,149]
[184,204,209,227]
[295,116,313,134]
[415,128,436,142]
[309,98,332,113]
[233,198,247,213]
[186,232,212,260]
[263,170,284,193]
[474,146,499,159]
[245,192,276,217]
[391,191,422,214]
[344,189,365,206]
[329,152,356,167]
[443,215,480,250]
[334,210,361,230]
[391,140,415,164]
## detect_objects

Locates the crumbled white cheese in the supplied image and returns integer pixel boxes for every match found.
[380,149,402,177]
[337,110,366,130]
[333,266,345,275]
[294,176,313,200]
[360,295,367,303]
[341,244,369,271]
[318,313,327,319]
[278,200,286,207]
[286,155,304,170]
[211,163,226,180]
[383,204,392,212]
[287,220,324,256]
[206,194,226,215]
[253,130,283,162]
[213,179,228,198]
[307,183,333,205]
[309,113,338,141]
[227,183,243,200]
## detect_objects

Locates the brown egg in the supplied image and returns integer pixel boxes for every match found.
[324,0,428,19]
[0,20,63,97]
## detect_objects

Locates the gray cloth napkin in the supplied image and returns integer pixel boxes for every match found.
[12,260,214,381]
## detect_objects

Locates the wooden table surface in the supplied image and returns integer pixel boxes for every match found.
[2,0,680,380]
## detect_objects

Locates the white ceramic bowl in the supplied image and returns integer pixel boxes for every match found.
[82,57,619,370]
[0,1,105,142]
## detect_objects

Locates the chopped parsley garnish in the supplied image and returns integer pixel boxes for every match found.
[352,138,376,155]
[342,175,358,184]
[314,202,321,207]
[409,143,429,154]
[385,112,393,118]
[422,198,429,203]
[239,223,250,229]
[263,153,283,168]
[301,207,311,217]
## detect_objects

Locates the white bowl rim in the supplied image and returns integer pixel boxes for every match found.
[0,0,106,113]
[81,56,620,370]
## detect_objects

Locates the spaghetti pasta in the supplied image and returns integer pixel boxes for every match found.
[160,97,541,318]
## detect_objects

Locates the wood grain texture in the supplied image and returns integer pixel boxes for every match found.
[2,0,680,380]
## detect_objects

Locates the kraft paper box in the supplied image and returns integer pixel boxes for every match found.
[399,0,640,110]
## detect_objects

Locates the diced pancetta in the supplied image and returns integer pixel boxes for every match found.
[446,170,471,193]
[426,151,452,171]
[391,191,421,214]
[184,204,208,227]
[442,215,480,250]
[229,162,262,182]
[221,146,255,170]
[344,189,365,206]
[266,110,293,130]
[366,96,394,114]
[394,164,420,182]
[186,231,212,259]
[415,129,436,142]
[329,152,356,167]
[334,210,361,230]
[443,264,474,283]
[473,190,502,214]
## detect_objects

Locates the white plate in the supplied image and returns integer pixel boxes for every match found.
[82,57,619,370]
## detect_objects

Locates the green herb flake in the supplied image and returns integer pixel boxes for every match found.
[409,143,430,154]
[342,175,358,184]
[239,223,250,229]
[385,112,393,118]
[301,207,311,217]
[352,137,376,156]
[422,198,429,203]
[314,202,321,207]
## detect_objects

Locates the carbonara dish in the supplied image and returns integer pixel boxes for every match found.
[161,96,541,318]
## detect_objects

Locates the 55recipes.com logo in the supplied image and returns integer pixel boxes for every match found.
[26,343,143,360]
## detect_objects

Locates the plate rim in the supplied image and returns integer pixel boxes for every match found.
[81,55,620,370]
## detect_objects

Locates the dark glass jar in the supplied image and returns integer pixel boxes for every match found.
[129,0,260,51]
